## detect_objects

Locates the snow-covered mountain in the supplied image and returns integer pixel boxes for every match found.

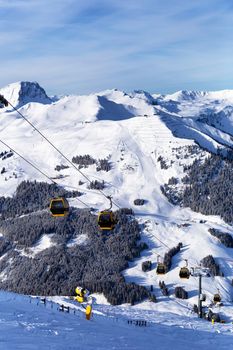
[0,81,233,342]
[0,81,51,108]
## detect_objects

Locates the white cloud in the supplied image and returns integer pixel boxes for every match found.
[0,0,233,94]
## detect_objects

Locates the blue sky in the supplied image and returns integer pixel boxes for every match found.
[0,0,233,95]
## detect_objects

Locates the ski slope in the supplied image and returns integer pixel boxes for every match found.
[0,291,232,350]
[0,81,233,337]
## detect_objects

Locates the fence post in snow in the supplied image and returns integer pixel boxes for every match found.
[198,274,203,319]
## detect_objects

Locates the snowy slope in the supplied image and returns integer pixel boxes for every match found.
[158,89,233,140]
[0,82,233,328]
[0,291,232,350]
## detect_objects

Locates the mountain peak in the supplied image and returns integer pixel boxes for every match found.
[164,89,233,103]
[96,88,129,99]
[0,81,51,108]
[164,90,206,102]
[131,90,156,104]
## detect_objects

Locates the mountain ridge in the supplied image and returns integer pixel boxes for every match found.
[2,80,233,107]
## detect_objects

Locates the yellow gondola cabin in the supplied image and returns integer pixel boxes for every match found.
[49,197,69,217]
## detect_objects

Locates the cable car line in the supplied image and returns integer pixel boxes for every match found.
[149,222,179,275]
[151,232,171,250]
[5,98,120,209]
[0,139,57,185]
[1,94,119,227]
[0,138,90,210]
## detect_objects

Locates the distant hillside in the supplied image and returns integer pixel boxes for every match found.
[163,153,233,224]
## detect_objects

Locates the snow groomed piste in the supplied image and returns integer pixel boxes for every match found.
[0,291,232,350]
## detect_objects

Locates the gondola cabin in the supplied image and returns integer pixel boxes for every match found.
[49,197,69,217]
[213,293,221,304]
[179,267,190,279]
[98,210,115,230]
[156,263,166,275]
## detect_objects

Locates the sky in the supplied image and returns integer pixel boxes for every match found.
[0,0,233,96]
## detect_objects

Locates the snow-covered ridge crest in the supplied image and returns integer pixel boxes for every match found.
[164,89,233,102]
[1,81,233,108]
[164,90,207,101]
[0,81,233,152]
[0,81,51,108]
[130,90,156,104]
